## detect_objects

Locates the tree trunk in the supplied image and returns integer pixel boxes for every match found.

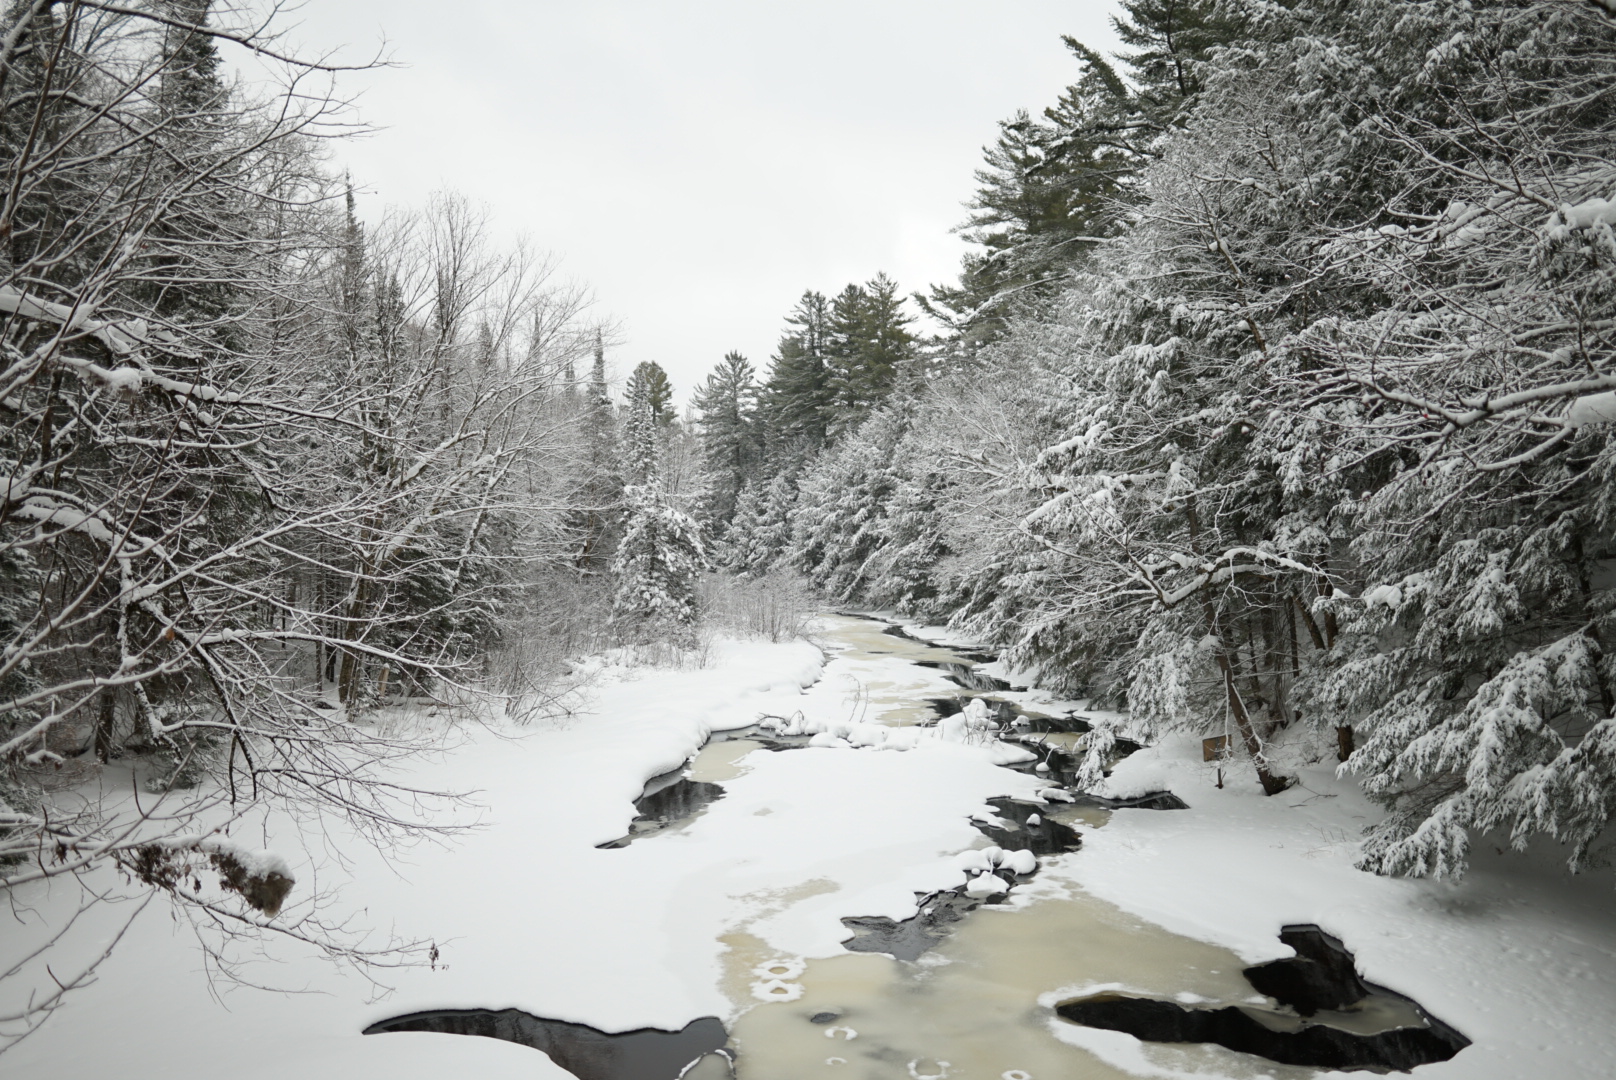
[1214,645,1291,795]
[1186,502,1291,795]
[1293,594,1327,651]
[94,687,117,763]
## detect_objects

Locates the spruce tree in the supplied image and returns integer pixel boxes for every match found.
[692,351,763,529]
[761,291,835,470]
[611,374,705,638]
[571,331,622,570]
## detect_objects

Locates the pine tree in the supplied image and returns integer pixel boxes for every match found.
[611,485,706,636]
[922,0,1239,344]
[622,362,663,485]
[611,377,705,636]
[761,291,835,470]
[692,351,763,530]
[822,275,916,431]
[571,331,622,570]
[625,360,675,427]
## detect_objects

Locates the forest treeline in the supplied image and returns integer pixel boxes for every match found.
[689,0,1616,882]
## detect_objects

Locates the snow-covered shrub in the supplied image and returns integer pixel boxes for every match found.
[698,568,811,643]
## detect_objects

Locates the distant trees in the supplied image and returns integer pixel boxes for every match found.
[691,274,916,555]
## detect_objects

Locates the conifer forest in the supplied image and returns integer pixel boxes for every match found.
[4,3,1616,1079]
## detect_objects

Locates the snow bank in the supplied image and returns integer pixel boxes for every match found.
[1046,731,1616,1080]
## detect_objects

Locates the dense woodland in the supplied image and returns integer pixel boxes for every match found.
[4,0,1616,1037]
[695,0,1616,881]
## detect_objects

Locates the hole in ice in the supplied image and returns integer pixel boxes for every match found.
[752,957,805,980]
[364,1009,729,1080]
[1054,924,1470,1072]
[751,977,804,1002]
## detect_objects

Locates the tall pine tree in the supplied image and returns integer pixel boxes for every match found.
[693,351,763,530]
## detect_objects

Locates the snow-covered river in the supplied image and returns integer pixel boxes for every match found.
[10,614,1615,1080]
[671,615,1402,1080]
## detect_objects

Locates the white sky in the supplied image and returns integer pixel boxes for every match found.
[273,1,1123,404]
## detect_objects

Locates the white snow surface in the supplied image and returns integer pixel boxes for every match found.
[1048,732,1616,1080]
[8,622,1616,1079]
[3,631,1043,1079]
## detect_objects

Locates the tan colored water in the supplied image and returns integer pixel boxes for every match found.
[709,617,1405,1078]
[688,739,766,783]
[811,616,994,726]
[721,876,1329,1080]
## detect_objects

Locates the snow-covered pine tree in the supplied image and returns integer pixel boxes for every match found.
[611,373,705,638]
[622,361,661,485]
[569,331,623,571]
[611,483,706,639]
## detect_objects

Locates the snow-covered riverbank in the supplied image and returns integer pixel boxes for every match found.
[6,617,1616,1079]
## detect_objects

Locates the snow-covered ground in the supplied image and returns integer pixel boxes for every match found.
[2,626,1040,1079]
[1055,733,1616,1080]
[5,617,1615,1079]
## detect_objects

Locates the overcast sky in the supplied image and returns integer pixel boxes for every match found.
[275,1,1123,404]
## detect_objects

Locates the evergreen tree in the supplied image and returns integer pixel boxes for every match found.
[761,291,835,470]
[610,485,706,636]
[622,361,667,485]
[825,274,916,429]
[611,376,704,636]
[571,331,622,570]
[692,351,763,529]
[625,359,675,427]
[922,0,1239,344]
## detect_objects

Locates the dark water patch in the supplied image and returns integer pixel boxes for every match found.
[598,776,727,848]
[710,724,812,752]
[913,660,1014,692]
[975,796,1084,855]
[1082,790,1190,811]
[364,1009,729,1080]
[948,669,1015,692]
[1055,994,1466,1073]
[1055,924,1469,1073]
[840,888,985,961]
[1007,737,1147,792]
[747,733,814,751]
[1011,713,1094,735]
